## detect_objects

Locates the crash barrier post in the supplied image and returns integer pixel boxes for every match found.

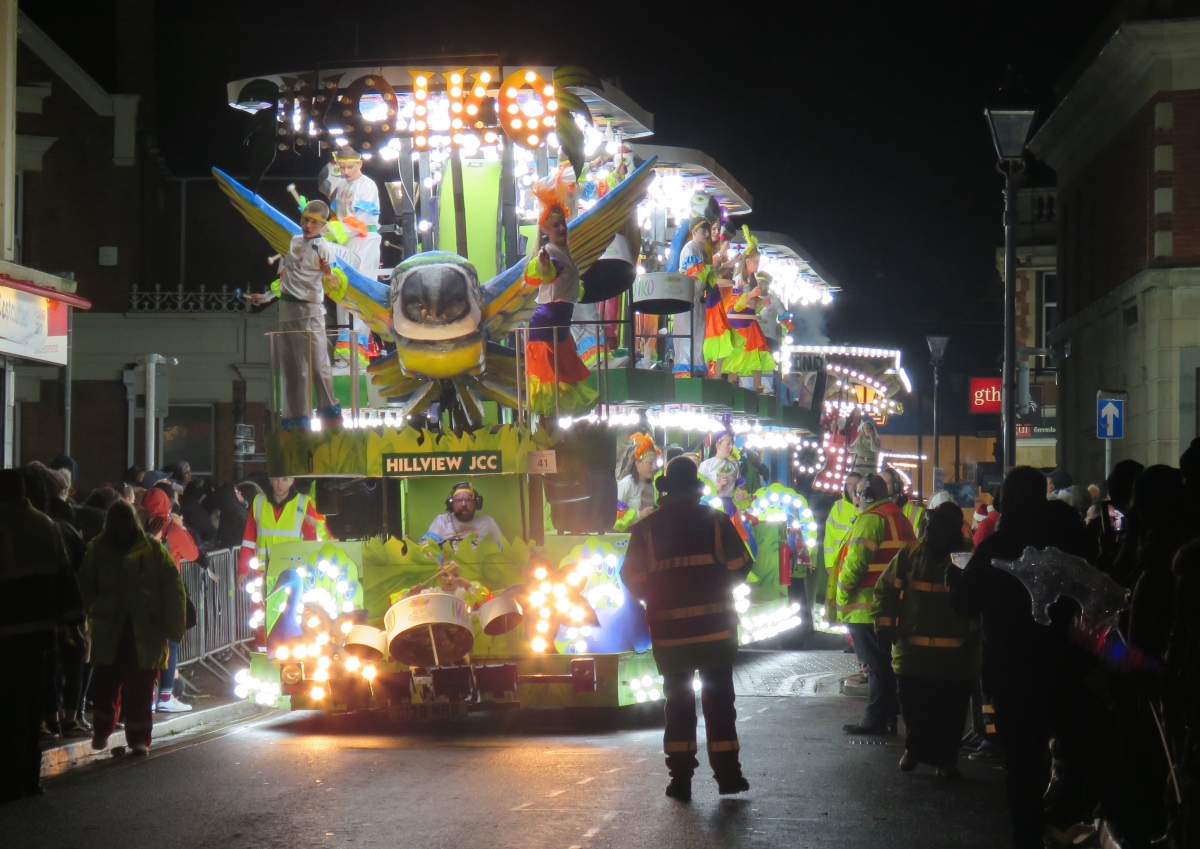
[176,548,254,693]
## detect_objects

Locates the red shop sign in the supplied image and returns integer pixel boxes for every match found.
[969,377,1002,414]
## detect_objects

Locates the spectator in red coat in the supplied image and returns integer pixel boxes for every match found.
[138,489,197,713]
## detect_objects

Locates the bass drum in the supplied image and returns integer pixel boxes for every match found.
[384,593,475,667]
[477,595,523,636]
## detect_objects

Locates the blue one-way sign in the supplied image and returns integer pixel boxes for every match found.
[1097,398,1124,439]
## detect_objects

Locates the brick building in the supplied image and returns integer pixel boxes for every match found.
[12,7,298,488]
[1030,16,1200,480]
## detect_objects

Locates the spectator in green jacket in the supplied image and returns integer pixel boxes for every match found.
[873,501,980,778]
[78,500,186,756]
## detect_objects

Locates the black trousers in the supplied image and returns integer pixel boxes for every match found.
[0,633,54,802]
[848,623,898,726]
[897,676,972,767]
[662,665,742,781]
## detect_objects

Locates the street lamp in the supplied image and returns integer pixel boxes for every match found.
[985,104,1036,470]
[926,334,949,481]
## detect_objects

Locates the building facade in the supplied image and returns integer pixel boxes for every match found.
[1030,18,1200,480]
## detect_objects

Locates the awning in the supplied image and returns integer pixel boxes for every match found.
[0,273,92,309]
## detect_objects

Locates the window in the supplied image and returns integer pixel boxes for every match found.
[1040,272,1058,366]
[163,404,215,477]
[1123,304,1139,327]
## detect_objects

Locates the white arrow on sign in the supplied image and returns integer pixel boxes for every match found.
[1100,401,1120,436]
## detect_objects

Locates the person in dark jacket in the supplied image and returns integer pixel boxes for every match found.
[949,465,1125,849]
[621,457,752,802]
[180,480,216,549]
[209,483,249,550]
[0,469,79,802]
[874,502,980,778]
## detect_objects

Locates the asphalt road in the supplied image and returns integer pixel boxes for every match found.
[3,651,1011,849]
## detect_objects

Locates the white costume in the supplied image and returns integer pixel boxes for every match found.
[698,456,738,499]
[617,474,654,514]
[324,167,382,275]
[671,238,707,374]
[424,512,504,549]
[274,234,350,423]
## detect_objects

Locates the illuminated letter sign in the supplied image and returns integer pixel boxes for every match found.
[968,377,1002,414]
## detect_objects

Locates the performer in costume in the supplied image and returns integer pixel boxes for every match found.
[615,432,661,531]
[723,227,776,393]
[697,431,757,557]
[320,149,380,366]
[701,223,742,380]
[248,200,344,430]
[672,217,712,377]
[403,562,490,607]
[524,171,599,416]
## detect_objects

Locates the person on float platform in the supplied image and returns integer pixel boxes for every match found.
[248,200,345,431]
[698,432,756,557]
[671,217,711,378]
[723,227,775,393]
[238,476,323,650]
[320,149,379,365]
[423,481,504,549]
[402,562,489,607]
[523,170,599,416]
[615,432,661,531]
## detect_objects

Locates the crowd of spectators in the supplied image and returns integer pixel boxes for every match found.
[0,456,261,802]
[846,439,1200,848]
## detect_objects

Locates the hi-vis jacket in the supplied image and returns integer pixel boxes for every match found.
[822,495,858,573]
[827,498,915,625]
[238,492,321,576]
[872,541,981,681]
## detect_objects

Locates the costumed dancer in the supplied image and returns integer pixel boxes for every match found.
[616,432,662,531]
[697,431,757,558]
[320,149,380,366]
[403,562,490,607]
[248,200,345,431]
[723,227,776,393]
[671,217,711,378]
[524,171,599,416]
[701,223,742,380]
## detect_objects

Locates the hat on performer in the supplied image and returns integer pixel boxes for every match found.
[532,164,576,228]
[302,199,330,224]
[334,148,363,162]
[689,215,711,234]
[741,224,760,259]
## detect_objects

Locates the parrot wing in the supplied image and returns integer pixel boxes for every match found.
[479,155,657,340]
[213,167,394,340]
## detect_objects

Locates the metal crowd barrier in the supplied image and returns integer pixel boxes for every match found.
[176,548,252,692]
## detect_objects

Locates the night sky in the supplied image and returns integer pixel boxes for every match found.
[32,0,1116,410]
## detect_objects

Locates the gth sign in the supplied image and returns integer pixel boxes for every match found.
[968,377,1002,414]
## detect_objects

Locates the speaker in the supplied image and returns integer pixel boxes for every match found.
[318,479,384,539]
[545,422,618,533]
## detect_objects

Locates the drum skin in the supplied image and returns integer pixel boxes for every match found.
[384,593,475,667]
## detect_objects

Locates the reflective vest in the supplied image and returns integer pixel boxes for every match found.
[822,496,858,572]
[830,500,916,625]
[902,501,925,536]
[253,493,311,559]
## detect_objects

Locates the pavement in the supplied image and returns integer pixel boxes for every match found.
[5,650,1011,849]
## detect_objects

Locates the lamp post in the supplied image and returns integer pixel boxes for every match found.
[984,105,1037,470]
[926,334,949,479]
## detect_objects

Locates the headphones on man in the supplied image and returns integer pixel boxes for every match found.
[445,481,483,512]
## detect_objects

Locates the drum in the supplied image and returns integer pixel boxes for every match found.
[477,595,523,636]
[384,592,475,667]
[579,234,637,304]
[343,624,388,661]
[631,271,694,315]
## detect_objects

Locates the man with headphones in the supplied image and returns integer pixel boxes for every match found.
[423,482,504,549]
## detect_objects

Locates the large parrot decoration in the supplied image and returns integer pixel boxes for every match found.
[213,156,656,425]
